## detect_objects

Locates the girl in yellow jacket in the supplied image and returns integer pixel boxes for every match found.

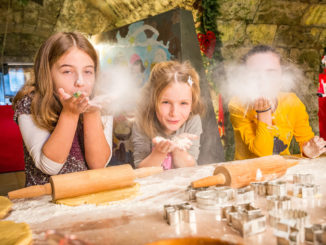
[228,45,326,160]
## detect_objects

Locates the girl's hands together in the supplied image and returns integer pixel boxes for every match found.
[251,97,272,112]
[152,133,198,154]
[152,137,175,154]
[251,97,275,125]
[302,136,326,158]
[58,88,101,114]
[172,133,198,150]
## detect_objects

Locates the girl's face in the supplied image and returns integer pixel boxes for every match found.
[51,47,96,96]
[156,82,192,135]
[246,52,282,82]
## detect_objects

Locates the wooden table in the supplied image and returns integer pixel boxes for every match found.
[5,156,326,245]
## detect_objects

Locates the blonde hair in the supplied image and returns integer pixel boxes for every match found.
[136,60,204,138]
[13,32,98,131]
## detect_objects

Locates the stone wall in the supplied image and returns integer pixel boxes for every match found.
[0,0,64,62]
[0,0,110,63]
[0,0,192,63]
[216,0,326,159]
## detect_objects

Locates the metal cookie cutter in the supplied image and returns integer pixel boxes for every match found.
[267,195,292,211]
[269,209,309,242]
[293,183,321,198]
[225,204,252,225]
[293,174,313,185]
[185,185,208,201]
[236,186,254,204]
[226,203,266,236]
[225,205,241,226]
[267,181,287,197]
[274,221,300,245]
[214,186,235,202]
[305,223,326,244]
[251,181,268,196]
[195,189,230,210]
[238,203,262,219]
[163,203,196,225]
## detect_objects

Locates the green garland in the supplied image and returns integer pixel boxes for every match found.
[193,0,224,94]
[194,0,223,62]
[194,0,235,160]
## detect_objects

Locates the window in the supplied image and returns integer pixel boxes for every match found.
[0,63,33,105]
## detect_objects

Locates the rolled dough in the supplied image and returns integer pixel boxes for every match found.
[56,183,140,206]
[0,196,12,219]
[0,220,32,245]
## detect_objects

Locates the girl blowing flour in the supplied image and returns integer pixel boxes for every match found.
[13,32,113,186]
[132,61,204,169]
[228,45,326,160]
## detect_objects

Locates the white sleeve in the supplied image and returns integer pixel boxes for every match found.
[101,115,113,166]
[18,114,64,175]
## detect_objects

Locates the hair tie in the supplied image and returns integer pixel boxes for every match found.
[174,72,178,83]
[256,107,272,113]
[187,76,193,86]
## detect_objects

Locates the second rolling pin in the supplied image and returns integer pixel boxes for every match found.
[192,155,298,188]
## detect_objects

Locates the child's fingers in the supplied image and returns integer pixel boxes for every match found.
[58,88,71,100]
[257,98,269,110]
[316,140,326,150]
[182,133,198,140]
[253,97,271,111]
[320,147,326,155]
[78,95,88,105]
[84,99,102,113]
[161,145,170,153]
[88,99,103,109]
[86,102,102,112]
[184,142,193,149]
[169,144,176,152]
[152,136,166,145]
[158,140,173,153]
[176,143,191,151]
[312,136,326,148]
[79,98,89,112]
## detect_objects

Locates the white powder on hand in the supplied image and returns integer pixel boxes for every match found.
[153,135,194,150]
[172,136,192,150]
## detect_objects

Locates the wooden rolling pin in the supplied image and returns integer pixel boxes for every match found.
[192,155,298,189]
[8,164,163,200]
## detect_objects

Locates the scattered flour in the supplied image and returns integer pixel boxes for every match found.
[4,157,326,244]
[5,165,215,227]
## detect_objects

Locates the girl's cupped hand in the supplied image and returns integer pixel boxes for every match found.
[57,88,100,114]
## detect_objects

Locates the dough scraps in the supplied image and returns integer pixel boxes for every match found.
[0,196,12,219]
[0,220,32,245]
[56,183,140,206]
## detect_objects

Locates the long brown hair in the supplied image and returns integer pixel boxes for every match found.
[13,32,98,131]
[136,60,204,138]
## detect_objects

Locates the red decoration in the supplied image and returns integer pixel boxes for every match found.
[0,105,25,173]
[318,74,326,141]
[197,31,216,58]
[321,55,326,73]
[218,94,225,138]
[318,74,326,94]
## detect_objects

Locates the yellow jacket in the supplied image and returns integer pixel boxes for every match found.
[228,92,314,160]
